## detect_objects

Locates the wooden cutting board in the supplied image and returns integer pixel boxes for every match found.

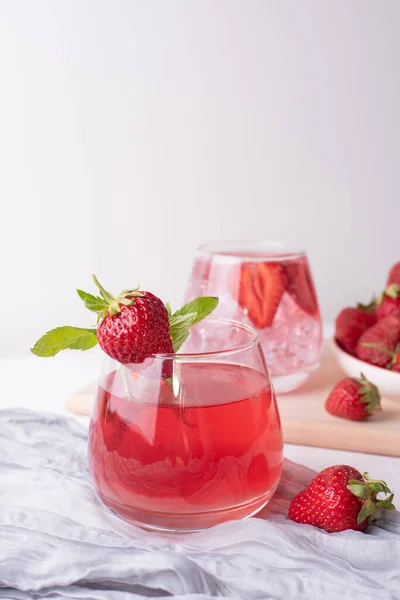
[66,343,400,457]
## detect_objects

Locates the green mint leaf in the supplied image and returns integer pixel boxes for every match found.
[31,326,98,357]
[173,297,219,326]
[169,312,197,352]
[77,289,108,313]
[168,296,219,353]
[169,313,198,327]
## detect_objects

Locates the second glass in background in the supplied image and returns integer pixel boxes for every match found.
[185,241,323,392]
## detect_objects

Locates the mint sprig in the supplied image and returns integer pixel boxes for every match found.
[172,297,219,327]
[169,313,197,352]
[167,297,218,352]
[31,327,98,357]
[31,272,219,359]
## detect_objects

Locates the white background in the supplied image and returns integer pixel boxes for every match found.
[1,0,399,356]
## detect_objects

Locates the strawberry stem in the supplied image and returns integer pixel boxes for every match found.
[357,297,377,312]
[356,373,381,414]
[377,283,400,305]
[348,473,396,525]
[361,343,395,358]
[385,284,400,299]
[361,343,400,370]
[92,275,120,315]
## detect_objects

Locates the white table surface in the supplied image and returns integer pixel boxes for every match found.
[1,350,400,492]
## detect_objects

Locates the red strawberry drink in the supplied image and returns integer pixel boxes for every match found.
[89,358,283,531]
[32,277,283,531]
[186,242,323,392]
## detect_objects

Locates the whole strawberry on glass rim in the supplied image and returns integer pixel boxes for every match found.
[31,275,219,366]
[289,465,395,533]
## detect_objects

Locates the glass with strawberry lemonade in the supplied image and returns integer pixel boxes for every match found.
[32,276,283,531]
[89,318,283,531]
[185,241,323,392]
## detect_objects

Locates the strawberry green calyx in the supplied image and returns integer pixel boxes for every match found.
[384,284,400,299]
[347,473,396,525]
[356,373,381,414]
[77,275,145,321]
[377,284,400,305]
[357,297,377,312]
[361,343,400,370]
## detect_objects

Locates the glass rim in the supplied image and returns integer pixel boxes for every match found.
[145,317,260,361]
[197,240,305,260]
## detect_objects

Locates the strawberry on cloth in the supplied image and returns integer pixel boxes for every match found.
[289,465,395,533]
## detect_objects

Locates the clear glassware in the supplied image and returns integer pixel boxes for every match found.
[185,241,323,393]
[88,317,283,532]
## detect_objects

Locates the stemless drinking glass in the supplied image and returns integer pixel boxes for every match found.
[185,241,323,393]
[88,317,283,532]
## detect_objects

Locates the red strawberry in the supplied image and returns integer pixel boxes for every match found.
[87,277,173,364]
[238,262,286,328]
[387,261,400,286]
[288,465,395,533]
[356,314,400,367]
[325,374,380,421]
[359,342,400,373]
[335,306,377,355]
[283,258,319,316]
[376,284,400,320]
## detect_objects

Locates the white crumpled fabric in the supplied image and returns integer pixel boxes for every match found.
[0,409,399,600]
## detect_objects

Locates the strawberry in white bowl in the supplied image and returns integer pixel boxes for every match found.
[333,261,400,397]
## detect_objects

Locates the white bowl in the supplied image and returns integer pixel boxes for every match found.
[332,339,400,399]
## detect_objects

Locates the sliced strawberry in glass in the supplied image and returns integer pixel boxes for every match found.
[283,258,319,316]
[238,262,286,328]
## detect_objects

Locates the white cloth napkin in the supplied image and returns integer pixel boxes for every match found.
[0,409,399,600]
